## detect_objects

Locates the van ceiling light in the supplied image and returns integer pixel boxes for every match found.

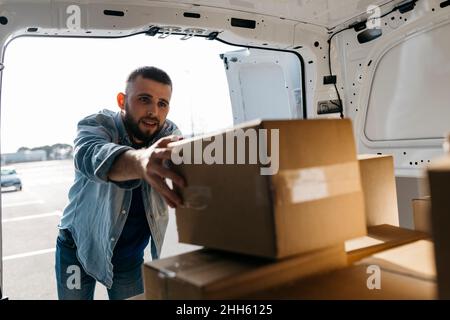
[357,28,382,44]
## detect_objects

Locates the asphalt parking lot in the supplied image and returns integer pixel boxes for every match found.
[1,159,199,300]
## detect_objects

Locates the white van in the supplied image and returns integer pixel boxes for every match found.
[0,0,449,300]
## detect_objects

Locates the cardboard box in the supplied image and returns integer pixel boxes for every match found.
[345,224,428,264]
[170,119,366,258]
[427,156,450,299]
[412,196,431,234]
[245,264,436,300]
[143,245,347,300]
[247,240,437,300]
[358,154,399,227]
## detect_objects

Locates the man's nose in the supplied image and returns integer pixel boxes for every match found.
[146,101,158,116]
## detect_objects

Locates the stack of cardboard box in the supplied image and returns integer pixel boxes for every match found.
[142,119,434,300]
[144,119,365,299]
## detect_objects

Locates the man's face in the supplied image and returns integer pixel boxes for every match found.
[119,76,172,145]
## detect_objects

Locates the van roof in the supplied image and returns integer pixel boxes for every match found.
[156,0,406,29]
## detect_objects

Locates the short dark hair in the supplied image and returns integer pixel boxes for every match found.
[125,66,172,94]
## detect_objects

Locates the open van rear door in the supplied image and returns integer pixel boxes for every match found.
[220,48,303,125]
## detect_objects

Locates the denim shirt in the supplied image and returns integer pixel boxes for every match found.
[58,109,181,289]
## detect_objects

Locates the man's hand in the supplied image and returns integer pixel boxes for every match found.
[108,135,186,208]
[136,135,185,208]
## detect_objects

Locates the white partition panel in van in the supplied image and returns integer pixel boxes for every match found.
[221,48,303,124]
[365,22,450,142]
[355,19,450,168]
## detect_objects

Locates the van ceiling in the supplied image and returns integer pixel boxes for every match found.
[155,0,406,29]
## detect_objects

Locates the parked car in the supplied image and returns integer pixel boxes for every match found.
[1,167,22,191]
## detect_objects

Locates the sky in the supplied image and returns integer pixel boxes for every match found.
[1,34,240,153]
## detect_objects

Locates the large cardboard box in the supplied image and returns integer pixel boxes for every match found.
[170,119,366,258]
[345,224,428,264]
[247,240,437,300]
[412,196,432,234]
[143,245,347,300]
[358,154,399,226]
[427,156,450,299]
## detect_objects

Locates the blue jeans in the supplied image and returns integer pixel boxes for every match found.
[55,229,144,300]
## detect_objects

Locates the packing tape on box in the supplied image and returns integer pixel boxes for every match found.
[180,186,212,210]
[157,253,218,279]
[273,161,361,205]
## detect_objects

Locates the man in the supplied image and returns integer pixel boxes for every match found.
[55,66,185,300]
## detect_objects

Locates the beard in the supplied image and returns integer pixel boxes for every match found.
[123,103,162,145]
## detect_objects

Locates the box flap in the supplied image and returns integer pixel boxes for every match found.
[358,154,399,226]
[359,240,436,281]
[345,224,429,264]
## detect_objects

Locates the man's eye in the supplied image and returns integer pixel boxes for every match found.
[139,97,150,103]
[158,101,168,108]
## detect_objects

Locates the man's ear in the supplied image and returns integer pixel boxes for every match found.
[117,92,126,110]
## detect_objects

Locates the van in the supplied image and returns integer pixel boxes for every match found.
[0,0,448,300]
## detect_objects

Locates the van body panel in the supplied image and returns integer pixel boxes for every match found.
[0,0,449,298]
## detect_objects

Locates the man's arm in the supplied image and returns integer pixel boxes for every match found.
[74,113,184,207]
[107,149,142,181]
[74,113,137,186]
[108,136,185,208]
